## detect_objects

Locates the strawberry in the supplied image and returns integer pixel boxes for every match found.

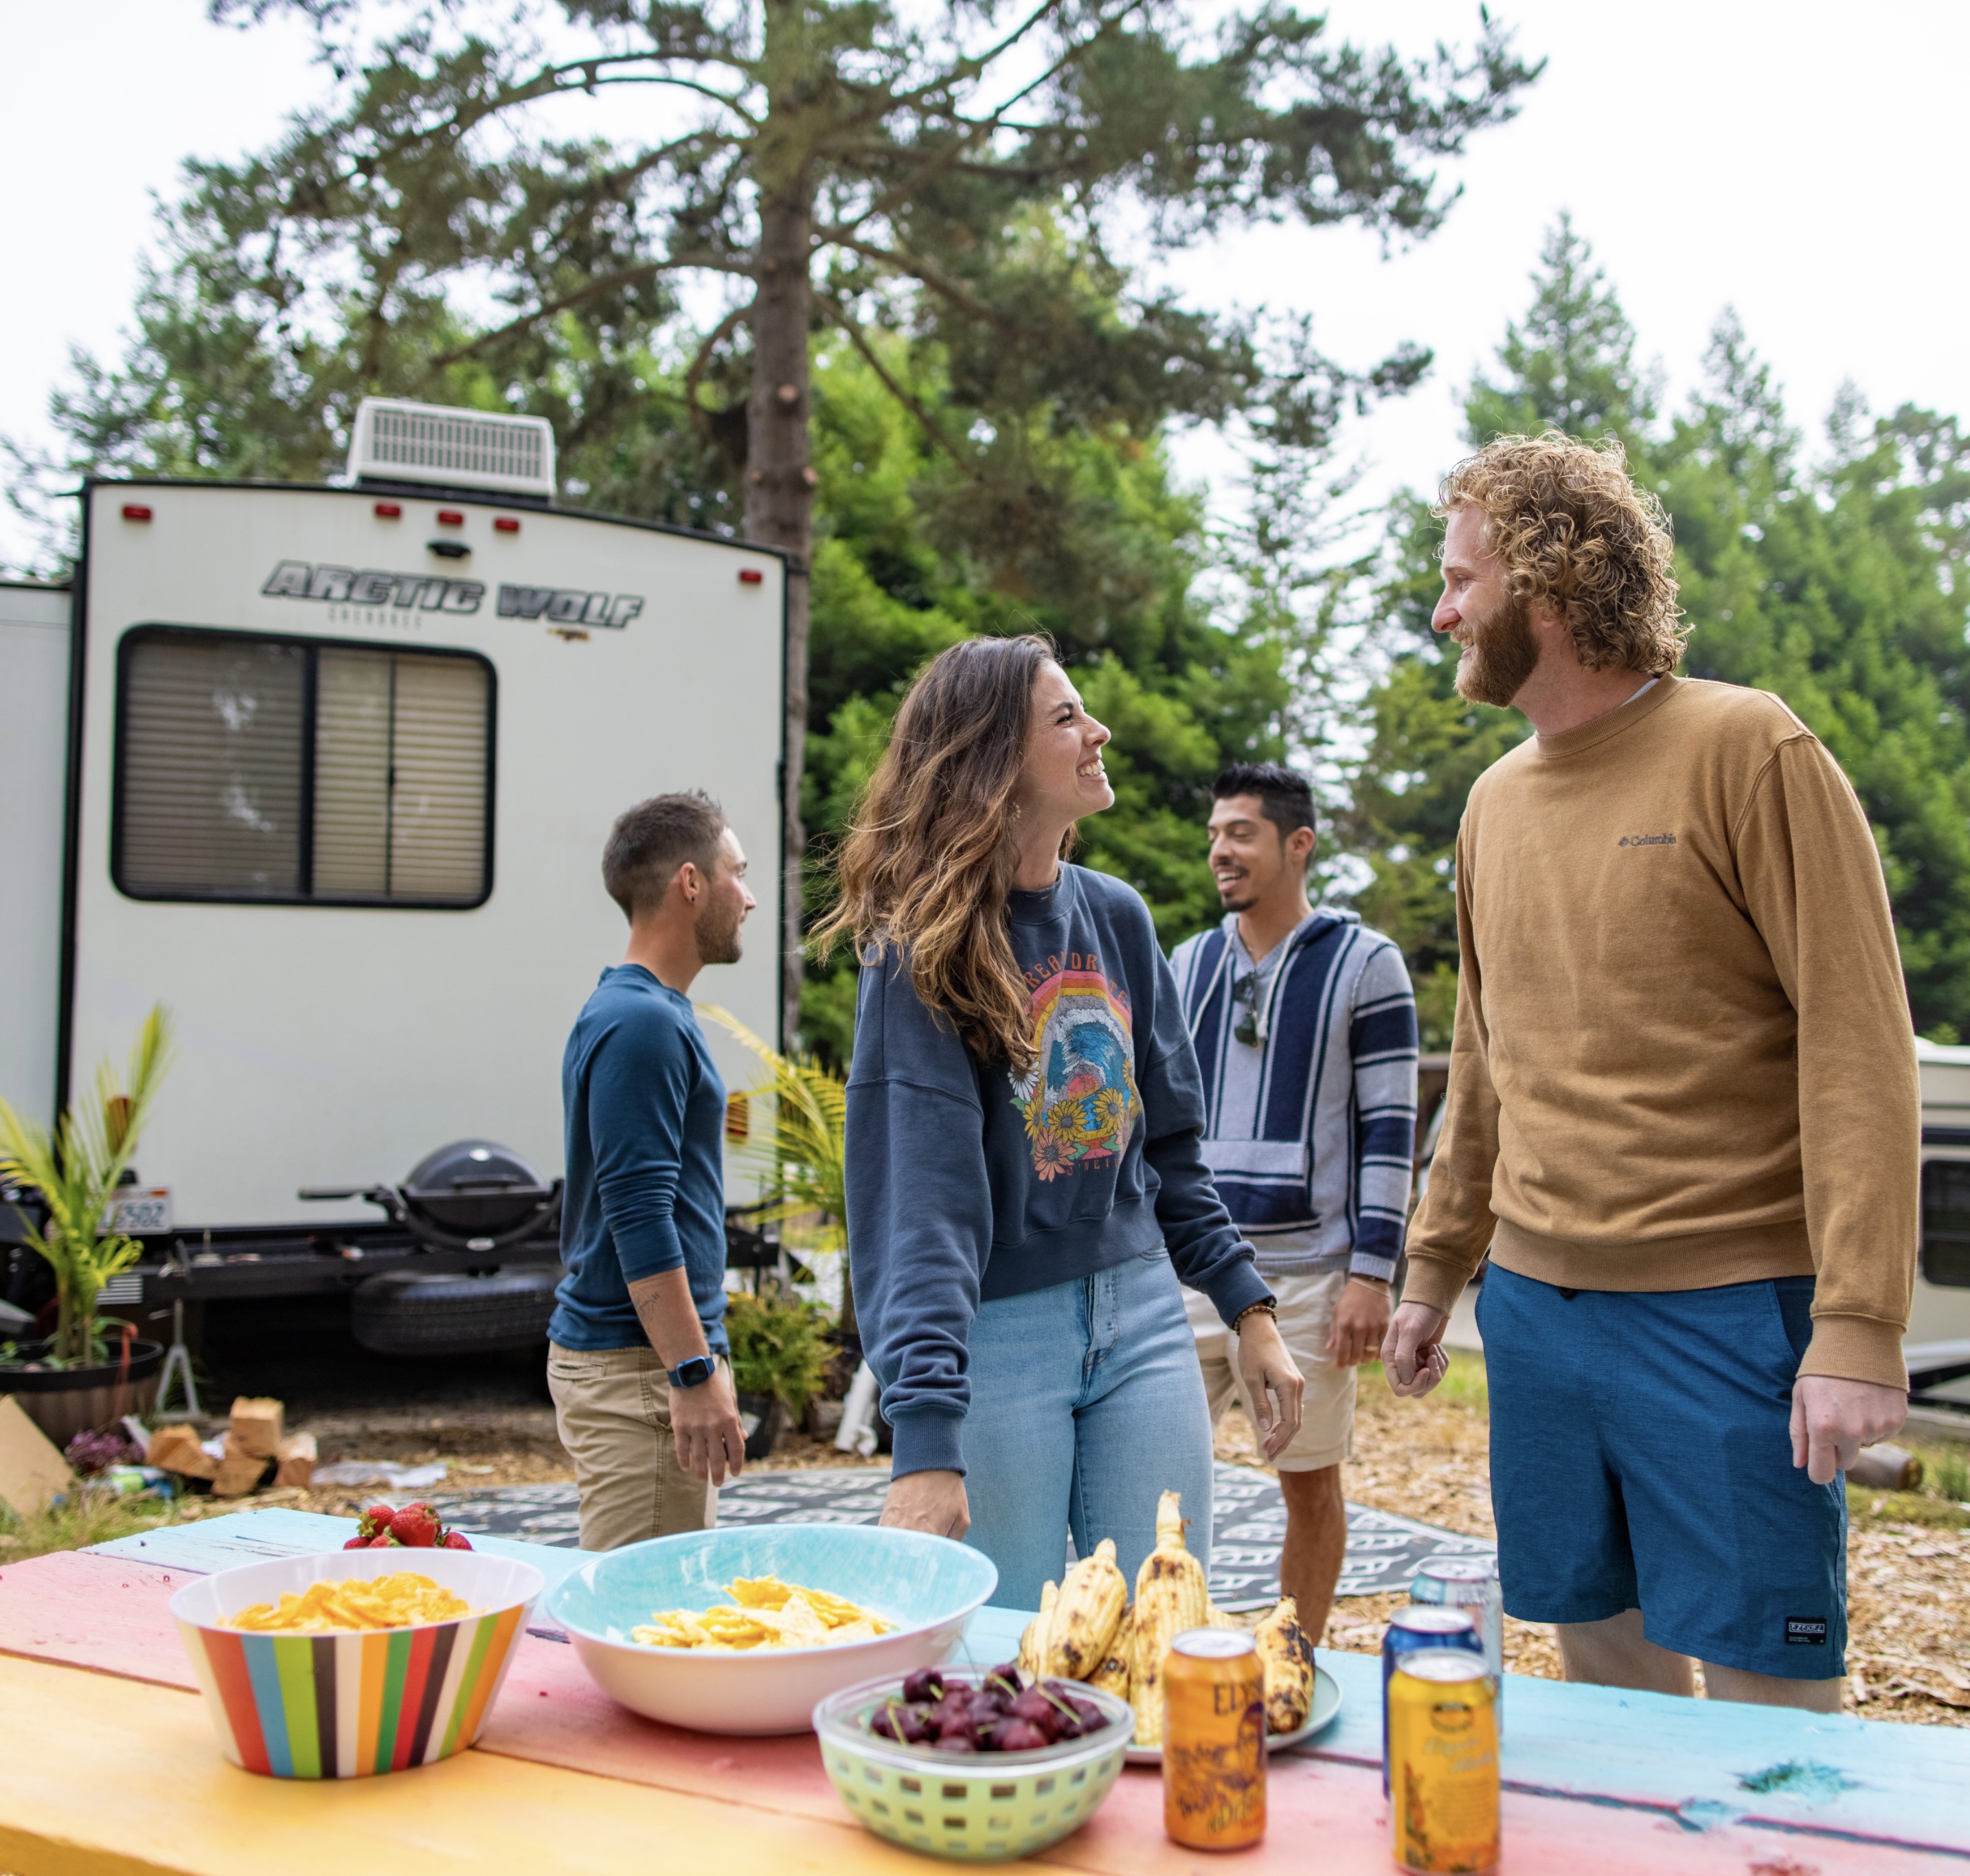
[442,1530,473,1550]
[354,1503,398,1543]
[369,1533,397,1547]
[343,1535,368,1549]
[390,1502,441,1548]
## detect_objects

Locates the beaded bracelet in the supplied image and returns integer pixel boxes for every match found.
[1230,1300,1278,1334]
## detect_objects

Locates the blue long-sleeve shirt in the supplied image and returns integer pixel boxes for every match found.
[548,964,729,1354]
[846,865,1271,1478]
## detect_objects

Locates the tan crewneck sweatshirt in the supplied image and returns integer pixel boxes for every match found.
[1405,674,1918,1391]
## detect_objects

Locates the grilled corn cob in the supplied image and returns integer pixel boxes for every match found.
[1043,1537,1128,1680]
[1254,1596,1314,1734]
[1206,1601,1236,1629]
[1087,1603,1133,1697]
[1129,1490,1210,1746]
[1019,1579,1058,1677]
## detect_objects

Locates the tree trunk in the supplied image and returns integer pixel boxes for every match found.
[744,183,815,1050]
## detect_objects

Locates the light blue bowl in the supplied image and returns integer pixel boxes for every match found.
[547,1523,999,1734]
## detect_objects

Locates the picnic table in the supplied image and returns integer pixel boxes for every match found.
[1,1507,1967,1874]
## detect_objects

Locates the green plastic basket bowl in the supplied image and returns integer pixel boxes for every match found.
[813,1670,1134,1864]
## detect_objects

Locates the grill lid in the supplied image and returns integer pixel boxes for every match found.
[402,1138,553,1235]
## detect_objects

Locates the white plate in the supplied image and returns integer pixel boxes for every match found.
[1123,1664,1342,1767]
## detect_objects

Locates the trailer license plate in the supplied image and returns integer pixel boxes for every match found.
[109,1188,172,1234]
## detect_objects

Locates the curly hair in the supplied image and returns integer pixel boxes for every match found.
[1437,432,1688,677]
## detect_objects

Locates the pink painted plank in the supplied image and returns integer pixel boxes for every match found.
[0,1550,200,1690]
[3,1552,1962,1873]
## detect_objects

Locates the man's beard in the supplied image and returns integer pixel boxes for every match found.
[694,896,744,966]
[1452,589,1541,708]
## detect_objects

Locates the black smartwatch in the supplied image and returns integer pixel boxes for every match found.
[666,1354,717,1390]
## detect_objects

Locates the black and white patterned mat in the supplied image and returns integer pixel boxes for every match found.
[430,1462,1493,1609]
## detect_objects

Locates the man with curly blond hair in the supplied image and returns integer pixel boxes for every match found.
[1382,432,1916,1713]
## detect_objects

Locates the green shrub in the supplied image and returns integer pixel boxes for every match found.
[725,1288,833,1415]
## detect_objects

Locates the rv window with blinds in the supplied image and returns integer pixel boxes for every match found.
[114,627,494,906]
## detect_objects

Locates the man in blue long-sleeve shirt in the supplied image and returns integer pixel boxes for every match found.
[547,791,757,1550]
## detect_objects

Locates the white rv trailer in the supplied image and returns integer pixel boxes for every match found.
[1,404,785,1278]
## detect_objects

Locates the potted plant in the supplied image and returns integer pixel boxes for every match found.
[723,1285,833,1459]
[0,1007,175,1447]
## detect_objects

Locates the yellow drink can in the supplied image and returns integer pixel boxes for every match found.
[1388,1648,1499,1875]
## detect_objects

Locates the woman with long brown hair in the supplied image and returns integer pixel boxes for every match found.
[818,634,1304,1608]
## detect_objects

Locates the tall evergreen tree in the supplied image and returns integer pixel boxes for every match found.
[1341,221,1970,1043]
[126,0,1537,1037]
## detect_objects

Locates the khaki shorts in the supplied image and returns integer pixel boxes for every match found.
[547,1342,725,1551]
[1186,1268,1357,1473]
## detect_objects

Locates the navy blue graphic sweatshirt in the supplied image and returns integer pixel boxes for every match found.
[550,964,729,1355]
[846,865,1270,1478]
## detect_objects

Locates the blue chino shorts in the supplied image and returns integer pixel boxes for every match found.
[1478,1265,1846,1680]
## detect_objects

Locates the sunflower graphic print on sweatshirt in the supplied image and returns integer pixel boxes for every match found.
[1012,959,1142,1180]
[844,862,1272,1478]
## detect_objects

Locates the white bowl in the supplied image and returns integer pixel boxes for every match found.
[545,1522,999,1735]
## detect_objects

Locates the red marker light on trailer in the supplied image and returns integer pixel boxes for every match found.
[738,568,764,585]
[374,501,402,518]
[122,504,152,522]
[437,510,464,526]
[493,517,520,534]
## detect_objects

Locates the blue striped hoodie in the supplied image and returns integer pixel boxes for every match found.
[1168,911,1418,1281]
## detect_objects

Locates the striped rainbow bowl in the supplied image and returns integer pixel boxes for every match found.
[171,1548,545,1778]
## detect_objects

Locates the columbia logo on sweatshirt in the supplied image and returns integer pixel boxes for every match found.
[1618,833,1678,848]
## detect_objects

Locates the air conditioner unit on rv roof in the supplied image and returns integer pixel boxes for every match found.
[348,398,556,500]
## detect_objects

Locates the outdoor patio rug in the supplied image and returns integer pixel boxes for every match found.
[429,1462,1495,1609]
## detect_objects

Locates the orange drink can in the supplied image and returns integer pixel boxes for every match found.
[1162,1628,1267,1851]
[1389,1649,1499,1875]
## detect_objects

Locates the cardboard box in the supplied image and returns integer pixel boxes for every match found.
[212,1452,271,1498]
[229,1396,285,1460]
[146,1423,220,1481]
[274,1432,317,1489]
[0,1395,74,1519]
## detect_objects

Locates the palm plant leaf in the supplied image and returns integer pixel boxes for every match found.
[698,1004,847,1253]
[0,1006,174,1363]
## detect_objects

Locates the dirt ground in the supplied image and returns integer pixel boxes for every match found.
[131,1360,1969,1727]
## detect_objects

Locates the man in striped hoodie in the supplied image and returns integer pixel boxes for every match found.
[1170,763,1419,1640]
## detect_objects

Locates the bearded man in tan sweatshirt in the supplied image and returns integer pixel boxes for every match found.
[1383,432,1916,1713]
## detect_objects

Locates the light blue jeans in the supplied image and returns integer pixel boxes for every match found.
[961,1245,1215,1611]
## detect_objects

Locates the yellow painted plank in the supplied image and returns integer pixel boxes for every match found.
[0,1653,977,1876]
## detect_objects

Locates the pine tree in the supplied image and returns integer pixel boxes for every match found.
[147,0,1537,1036]
[1342,221,1970,1041]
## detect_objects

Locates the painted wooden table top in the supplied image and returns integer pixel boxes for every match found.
[0,1507,1965,1874]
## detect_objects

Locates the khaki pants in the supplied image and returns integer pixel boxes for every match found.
[547,1342,723,1551]
[1186,1268,1357,1472]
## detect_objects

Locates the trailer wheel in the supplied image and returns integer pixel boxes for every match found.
[351,1267,561,1357]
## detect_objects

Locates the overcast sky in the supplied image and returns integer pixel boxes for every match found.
[4,1,1967,569]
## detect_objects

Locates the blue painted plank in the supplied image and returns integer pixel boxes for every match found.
[1305,1649,1970,1855]
[953,1606,1029,1669]
[88,1510,1023,1663]
[86,1508,598,1594]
